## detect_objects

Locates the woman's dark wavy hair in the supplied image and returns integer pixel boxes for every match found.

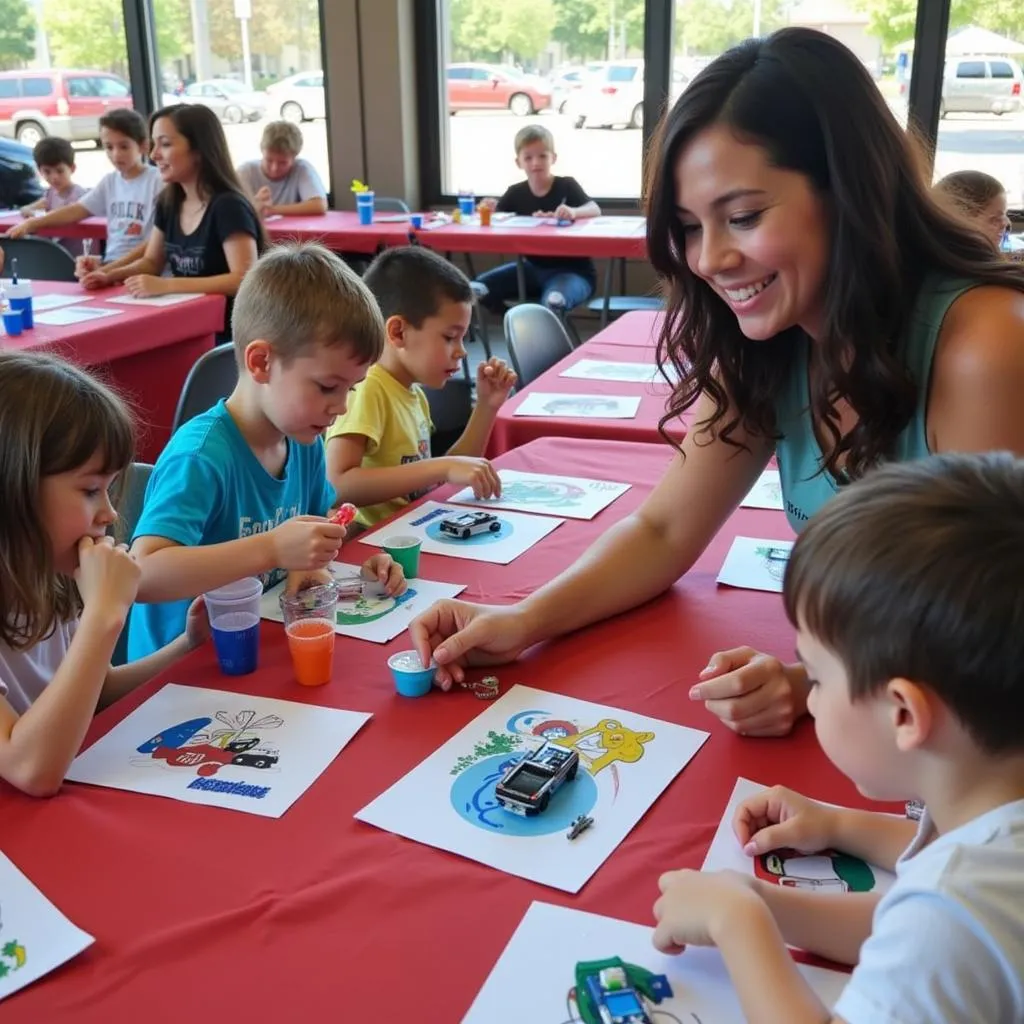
[645,28,1024,478]
[0,352,134,650]
[150,103,267,252]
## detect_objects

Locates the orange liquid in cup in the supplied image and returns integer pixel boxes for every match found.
[285,618,336,687]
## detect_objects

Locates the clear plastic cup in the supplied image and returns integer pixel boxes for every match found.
[205,577,263,675]
[279,583,338,687]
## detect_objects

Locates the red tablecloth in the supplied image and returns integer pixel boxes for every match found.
[4,283,224,461]
[489,338,688,454]
[415,215,647,260]
[0,437,878,1021]
[589,309,664,348]
[0,211,106,240]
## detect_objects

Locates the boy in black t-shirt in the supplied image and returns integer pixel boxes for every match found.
[476,125,601,315]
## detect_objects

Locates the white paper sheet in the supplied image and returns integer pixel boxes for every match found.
[259,561,465,643]
[568,215,647,237]
[356,685,709,892]
[448,469,630,521]
[31,293,96,312]
[741,469,785,510]
[513,392,641,419]
[67,684,370,818]
[106,293,205,307]
[493,215,548,228]
[462,901,848,1023]
[0,850,94,1003]
[34,305,124,326]
[361,500,563,565]
[716,536,793,593]
[560,358,673,384]
[702,777,896,897]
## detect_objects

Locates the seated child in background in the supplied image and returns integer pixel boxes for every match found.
[934,169,1010,250]
[0,351,208,797]
[237,120,328,219]
[20,137,88,257]
[476,124,600,315]
[128,243,405,660]
[326,246,516,529]
[653,453,1024,1023]
[8,109,160,277]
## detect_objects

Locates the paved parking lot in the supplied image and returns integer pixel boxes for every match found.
[65,106,1023,209]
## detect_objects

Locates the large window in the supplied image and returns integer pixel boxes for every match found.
[151,0,329,190]
[440,0,648,201]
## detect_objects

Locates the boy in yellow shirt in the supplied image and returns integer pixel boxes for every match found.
[326,247,516,528]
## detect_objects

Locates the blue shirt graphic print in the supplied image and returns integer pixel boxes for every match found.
[128,400,335,658]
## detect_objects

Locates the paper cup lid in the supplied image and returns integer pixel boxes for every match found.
[205,576,263,601]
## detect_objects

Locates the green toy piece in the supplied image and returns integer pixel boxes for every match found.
[573,956,672,1024]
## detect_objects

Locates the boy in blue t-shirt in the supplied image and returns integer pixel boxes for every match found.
[129,242,405,658]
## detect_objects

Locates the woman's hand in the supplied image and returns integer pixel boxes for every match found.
[690,647,809,736]
[125,274,168,298]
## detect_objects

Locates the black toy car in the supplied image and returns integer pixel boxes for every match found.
[439,510,501,540]
[495,741,579,816]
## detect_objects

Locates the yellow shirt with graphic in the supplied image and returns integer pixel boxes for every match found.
[326,364,433,526]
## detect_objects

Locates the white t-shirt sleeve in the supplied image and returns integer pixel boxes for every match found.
[294,159,326,201]
[236,160,261,197]
[835,890,1015,1024]
[79,172,112,217]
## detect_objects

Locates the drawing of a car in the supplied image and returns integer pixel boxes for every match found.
[755,848,875,893]
[495,740,578,816]
[439,510,501,539]
[148,737,278,777]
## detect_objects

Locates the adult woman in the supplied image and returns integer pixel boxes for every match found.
[86,104,264,335]
[411,28,1024,736]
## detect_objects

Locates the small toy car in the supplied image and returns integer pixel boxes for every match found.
[439,510,501,540]
[582,964,670,1024]
[494,740,578,816]
[567,813,594,840]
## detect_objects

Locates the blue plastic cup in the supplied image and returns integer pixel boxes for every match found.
[356,190,375,226]
[388,650,436,697]
[2,308,23,336]
[409,213,424,229]
[458,194,476,217]
[8,296,32,329]
[205,577,263,675]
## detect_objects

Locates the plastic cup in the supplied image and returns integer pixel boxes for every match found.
[458,193,476,217]
[7,281,32,329]
[382,534,421,579]
[279,583,338,687]
[205,577,263,675]
[478,204,492,227]
[356,190,375,226]
[409,213,424,229]
[2,308,23,336]
[388,650,436,697]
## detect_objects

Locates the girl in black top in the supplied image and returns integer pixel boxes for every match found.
[104,104,264,333]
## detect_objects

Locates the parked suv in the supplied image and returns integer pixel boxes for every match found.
[898,57,1023,117]
[0,70,133,148]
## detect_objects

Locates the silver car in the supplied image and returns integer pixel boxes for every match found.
[182,79,267,124]
[941,57,1022,117]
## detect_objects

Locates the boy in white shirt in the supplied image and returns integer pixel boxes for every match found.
[653,453,1024,1024]
[8,109,161,283]
[236,120,327,219]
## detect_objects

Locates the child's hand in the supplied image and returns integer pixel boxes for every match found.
[444,456,501,499]
[652,869,764,953]
[360,554,407,596]
[18,206,35,219]
[75,536,141,615]
[285,568,334,594]
[254,186,273,218]
[184,596,211,651]
[6,219,33,239]
[270,515,346,572]
[476,358,517,410]
[553,203,576,222]
[75,254,103,279]
[80,271,113,291]
[125,275,167,298]
[478,197,498,212]
[732,785,838,857]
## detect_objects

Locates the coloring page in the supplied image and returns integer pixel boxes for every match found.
[514,393,641,419]
[356,685,708,892]
[462,901,847,1023]
[361,501,563,565]
[260,561,465,643]
[740,469,784,511]
[560,359,674,385]
[67,684,370,818]
[716,536,793,594]
[448,470,630,521]
[0,851,93,1003]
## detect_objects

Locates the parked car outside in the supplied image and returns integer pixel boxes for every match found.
[447,63,552,116]
[182,79,267,123]
[566,61,688,129]
[898,56,1023,116]
[265,70,326,123]
[549,63,605,114]
[0,137,44,208]
[0,70,133,148]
